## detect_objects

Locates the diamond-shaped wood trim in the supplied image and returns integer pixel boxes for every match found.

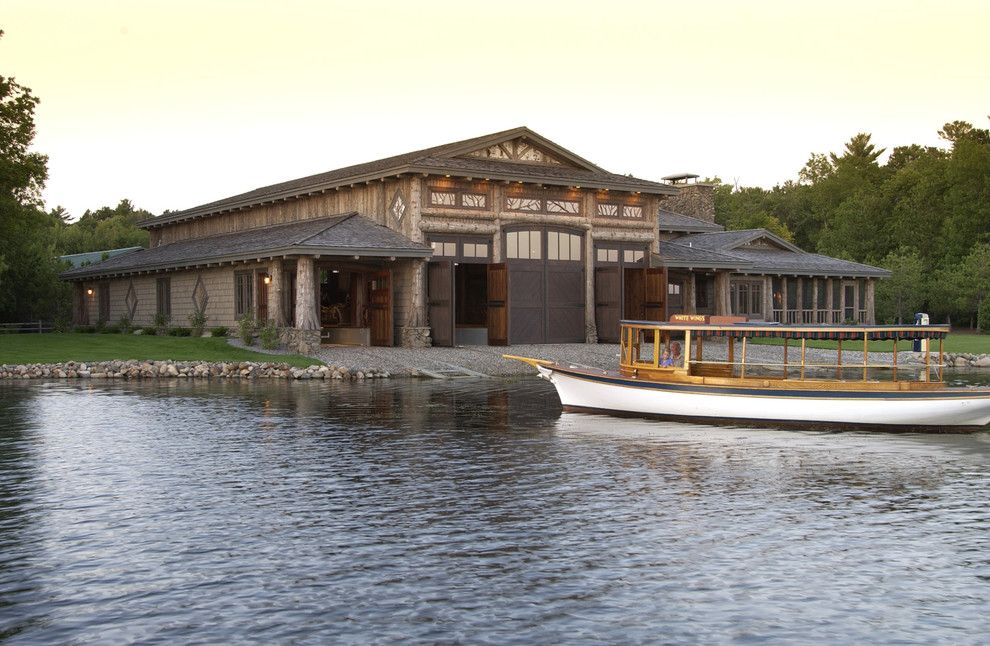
[192,274,209,314]
[125,280,138,320]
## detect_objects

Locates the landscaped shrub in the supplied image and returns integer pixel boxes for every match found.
[237,314,256,345]
[167,327,192,337]
[117,315,133,334]
[75,325,96,333]
[140,326,157,336]
[259,320,280,350]
[979,298,990,334]
[210,326,229,338]
[188,310,208,337]
[153,312,170,336]
[99,325,119,334]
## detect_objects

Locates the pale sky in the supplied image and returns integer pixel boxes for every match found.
[5,0,990,219]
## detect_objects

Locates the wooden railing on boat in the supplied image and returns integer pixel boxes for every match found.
[619,321,949,388]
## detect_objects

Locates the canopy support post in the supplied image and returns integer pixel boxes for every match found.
[800,338,806,380]
[784,336,787,379]
[740,336,748,379]
[893,339,898,382]
[938,337,944,382]
[837,339,843,380]
[863,332,869,382]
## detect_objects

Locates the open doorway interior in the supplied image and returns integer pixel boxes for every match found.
[455,263,488,345]
[319,267,370,345]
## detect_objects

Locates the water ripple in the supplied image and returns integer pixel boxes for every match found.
[0,378,988,643]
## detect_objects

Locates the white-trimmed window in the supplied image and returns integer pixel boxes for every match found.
[506,230,541,260]
[547,231,582,261]
[431,241,457,257]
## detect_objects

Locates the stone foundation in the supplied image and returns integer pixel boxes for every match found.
[281,328,322,354]
[399,326,432,348]
[0,360,392,380]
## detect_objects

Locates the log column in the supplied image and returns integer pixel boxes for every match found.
[714,271,731,316]
[295,256,319,330]
[268,260,285,326]
[826,278,834,324]
[685,272,697,314]
[865,278,877,324]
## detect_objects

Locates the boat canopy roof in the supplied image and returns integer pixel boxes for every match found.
[620,320,950,341]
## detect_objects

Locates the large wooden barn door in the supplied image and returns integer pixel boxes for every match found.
[508,261,545,344]
[624,268,645,320]
[369,270,392,346]
[595,267,621,343]
[546,262,584,343]
[427,262,454,347]
[644,267,667,322]
[487,263,508,346]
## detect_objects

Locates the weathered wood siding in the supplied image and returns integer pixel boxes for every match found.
[152,180,411,245]
[80,264,268,329]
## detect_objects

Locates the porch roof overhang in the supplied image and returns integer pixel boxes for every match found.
[60,213,432,281]
[653,242,750,271]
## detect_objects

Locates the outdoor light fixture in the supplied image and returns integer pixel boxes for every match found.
[263,275,271,285]
[86,288,94,296]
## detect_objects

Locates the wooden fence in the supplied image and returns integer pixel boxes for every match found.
[0,321,55,333]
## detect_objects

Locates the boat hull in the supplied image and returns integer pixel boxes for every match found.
[539,365,990,432]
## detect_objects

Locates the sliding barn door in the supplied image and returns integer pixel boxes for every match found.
[427,262,454,347]
[487,263,508,346]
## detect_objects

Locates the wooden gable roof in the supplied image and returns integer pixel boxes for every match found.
[140,127,677,230]
[62,213,431,280]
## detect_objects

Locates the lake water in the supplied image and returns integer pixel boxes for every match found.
[1,376,989,644]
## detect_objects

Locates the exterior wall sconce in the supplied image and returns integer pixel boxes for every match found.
[86,288,94,296]
[263,274,272,285]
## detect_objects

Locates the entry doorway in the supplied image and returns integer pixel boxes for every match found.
[594,244,663,343]
[318,265,392,346]
[428,261,490,346]
[427,235,493,347]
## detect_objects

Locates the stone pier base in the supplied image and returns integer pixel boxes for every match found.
[282,328,322,354]
[398,326,431,348]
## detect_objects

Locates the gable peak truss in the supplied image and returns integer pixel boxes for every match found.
[462,137,572,167]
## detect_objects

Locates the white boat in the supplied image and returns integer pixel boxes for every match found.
[508,319,990,432]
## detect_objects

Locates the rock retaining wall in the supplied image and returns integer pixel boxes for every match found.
[0,361,391,380]
[943,353,990,368]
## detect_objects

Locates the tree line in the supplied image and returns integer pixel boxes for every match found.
[713,120,990,330]
[1,32,152,323]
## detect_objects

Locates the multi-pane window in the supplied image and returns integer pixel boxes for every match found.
[623,250,645,263]
[428,238,490,260]
[234,271,253,318]
[505,230,541,260]
[156,277,171,319]
[462,243,489,258]
[431,241,457,257]
[596,197,644,219]
[596,248,620,263]
[505,197,541,212]
[427,181,489,210]
[504,189,581,216]
[547,231,582,261]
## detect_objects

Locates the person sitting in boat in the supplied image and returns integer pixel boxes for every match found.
[660,350,674,367]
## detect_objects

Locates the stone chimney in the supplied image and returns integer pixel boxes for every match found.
[660,174,716,223]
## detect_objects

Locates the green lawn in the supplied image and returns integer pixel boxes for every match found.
[748,332,990,354]
[0,333,321,368]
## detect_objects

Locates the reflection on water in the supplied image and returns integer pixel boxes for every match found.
[0,377,988,643]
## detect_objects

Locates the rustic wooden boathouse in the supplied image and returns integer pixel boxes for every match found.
[60,128,888,350]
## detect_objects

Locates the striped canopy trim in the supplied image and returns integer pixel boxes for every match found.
[697,328,947,341]
[621,321,949,341]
